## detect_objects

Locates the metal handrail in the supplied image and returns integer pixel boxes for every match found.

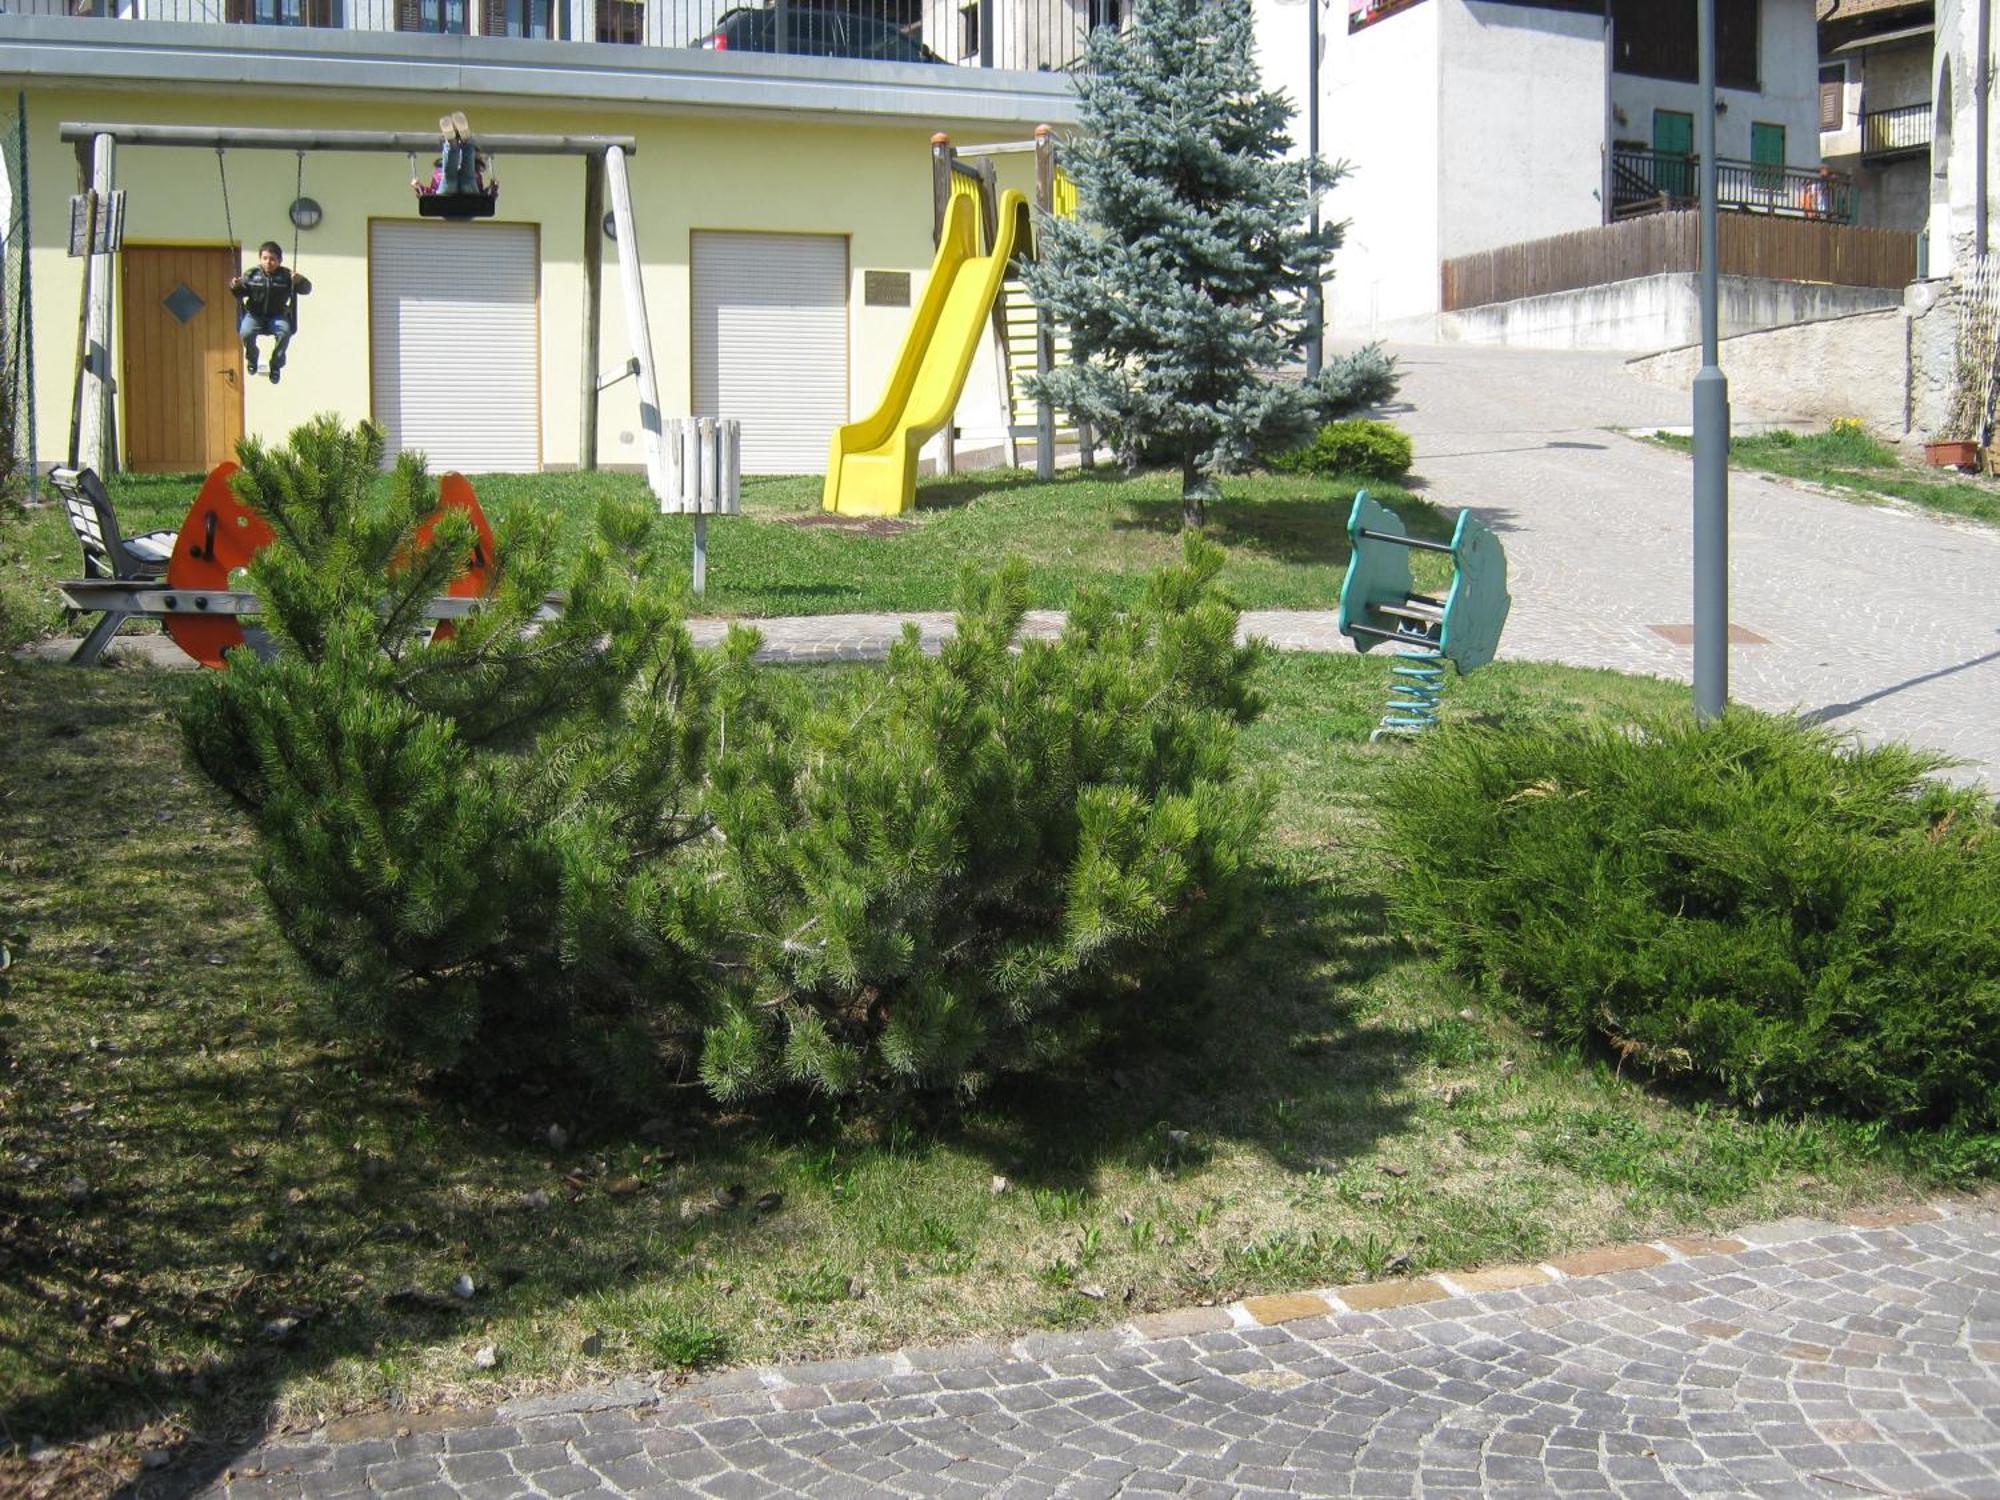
[1608,148,1856,225]
[1861,101,1931,158]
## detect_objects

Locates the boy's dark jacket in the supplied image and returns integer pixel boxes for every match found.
[232,267,308,321]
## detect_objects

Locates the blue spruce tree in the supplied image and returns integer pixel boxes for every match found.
[1026,0,1395,529]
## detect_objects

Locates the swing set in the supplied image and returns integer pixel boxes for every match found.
[56,119,674,668]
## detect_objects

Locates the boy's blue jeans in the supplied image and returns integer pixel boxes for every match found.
[240,312,293,369]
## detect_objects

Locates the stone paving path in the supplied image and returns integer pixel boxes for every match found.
[211,1205,2000,1499]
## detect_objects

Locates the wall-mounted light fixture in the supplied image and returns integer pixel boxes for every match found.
[288,196,323,231]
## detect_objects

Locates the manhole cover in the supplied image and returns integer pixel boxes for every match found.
[162,283,206,324]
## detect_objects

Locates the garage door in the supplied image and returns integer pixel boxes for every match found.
[692,231,848,474]
[370,221,540,473]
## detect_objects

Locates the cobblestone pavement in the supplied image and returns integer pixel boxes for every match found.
[1381,344,2000,781]
[213,1207,2000,1498]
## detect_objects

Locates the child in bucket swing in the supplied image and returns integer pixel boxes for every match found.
[411,111,500,202]
[230,241,310,385]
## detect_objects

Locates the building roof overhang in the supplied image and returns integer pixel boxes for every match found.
[0,15,1082,131]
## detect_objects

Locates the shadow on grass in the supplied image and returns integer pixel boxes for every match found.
[1115,485,1451,566]
[0,666,1421,1498]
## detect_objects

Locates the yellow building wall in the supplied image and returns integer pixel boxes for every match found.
[22,83,1049,473]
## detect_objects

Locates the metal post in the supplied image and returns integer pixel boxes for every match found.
[978,0,993,67]
[1304,0,1322,379]
[77,132,115,477]
[603,146,668,499]
[1980,0,1991,259]
[579,152,604,471]
[774,0,789,58]
[693,512,707,595]
[930,133,952,247]
[1034,125,1056,479]
[1692,0,1730,723]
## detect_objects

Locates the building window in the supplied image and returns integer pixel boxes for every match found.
[1611,0,1757,90]
[1820,63,1846,131]
[481,0,559,36]
[230,0,341,23]
[595,0,643,42]
[959,0,978,57]
[1088,0,1122,30]
[396,0,469,31]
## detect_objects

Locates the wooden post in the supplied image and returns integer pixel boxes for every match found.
[930,132,952,248]
[603,145,668,499]
[76,132,115,477]
[579,152,605,471]
[1032,125,1056,481]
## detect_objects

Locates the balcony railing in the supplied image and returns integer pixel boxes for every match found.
[1861,101,1931,161]
[0,0,1117,70]
[1608,148,1857,225]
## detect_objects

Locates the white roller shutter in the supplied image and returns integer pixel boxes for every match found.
[370,221,540,473]
[692,231,848,475]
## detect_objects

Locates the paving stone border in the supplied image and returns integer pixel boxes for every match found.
[204,1196,2000,1498]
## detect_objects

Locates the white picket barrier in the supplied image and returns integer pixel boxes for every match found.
[660,417,740,595]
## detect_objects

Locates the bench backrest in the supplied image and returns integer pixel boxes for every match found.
[51,466,140,580]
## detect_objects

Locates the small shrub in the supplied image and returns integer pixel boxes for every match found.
[1270,419,1414,481]
[1378,711,2000,1136]
[699,536,1274,1103]
[643,1311,730,1369]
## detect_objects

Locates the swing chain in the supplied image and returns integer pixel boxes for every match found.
[291,150,304,266]
[214,147,236,256]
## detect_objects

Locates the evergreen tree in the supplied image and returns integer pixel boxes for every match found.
[1025,0,1397,528]
[181,417,751,1078]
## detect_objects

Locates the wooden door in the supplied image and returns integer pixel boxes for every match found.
[121,245,243,474]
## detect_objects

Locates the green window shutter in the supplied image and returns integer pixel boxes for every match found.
[1652,111,1694,199]
[1752,122,1786,166]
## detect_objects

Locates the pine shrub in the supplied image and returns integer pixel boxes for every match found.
[183,420,1276,1108]
[698,536,1273,1102]
[1377,711,2000,1133]
[1271,419,1414,481]
[180,416,748,1071]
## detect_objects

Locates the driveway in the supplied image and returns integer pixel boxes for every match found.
[1380,343,2000,780]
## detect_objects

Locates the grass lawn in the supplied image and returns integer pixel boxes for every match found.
[0,644,1955,1495]
[1651,425,2000,528]
[12,465,1449,643]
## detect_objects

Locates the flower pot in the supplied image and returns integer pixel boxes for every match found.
[1925,439,1979,470]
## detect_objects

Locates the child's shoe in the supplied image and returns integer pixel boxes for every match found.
[245,350,258,376]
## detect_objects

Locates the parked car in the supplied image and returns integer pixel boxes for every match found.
[693,5,944,62]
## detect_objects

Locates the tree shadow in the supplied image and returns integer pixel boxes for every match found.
[1114,485,1453,567]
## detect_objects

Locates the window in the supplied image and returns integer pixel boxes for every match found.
[1820,63,1846,131]
[959,0,978,58]
[595,0,642,42]
[481,0,560,36]
[1088,0,1123,30]
[229,0,340,22]
[1611,0,1757,90]
[396,0,468,31]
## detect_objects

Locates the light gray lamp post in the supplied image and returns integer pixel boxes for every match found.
[1305,0,1323,379]
[1692,0,1730,722]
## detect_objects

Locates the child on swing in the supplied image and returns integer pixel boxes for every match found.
[229,240,310,385]
[411,111,499,202]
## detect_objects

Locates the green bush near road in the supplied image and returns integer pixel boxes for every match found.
[1378,710,2000,1135]
[1272,419,1415,482]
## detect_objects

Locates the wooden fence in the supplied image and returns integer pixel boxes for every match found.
[1440,212,1918,312]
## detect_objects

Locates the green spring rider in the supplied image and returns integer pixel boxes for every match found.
[1336,490,1511,738]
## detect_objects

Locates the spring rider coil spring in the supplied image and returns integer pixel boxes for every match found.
[1335,490,1511,740]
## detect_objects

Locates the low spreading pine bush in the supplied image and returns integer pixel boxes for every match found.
[1378,711,2000,1133]
[181,416,748,1072]
[1271,419,1414,481]
[699,538,1273,1102]
[184,419,1274,1107]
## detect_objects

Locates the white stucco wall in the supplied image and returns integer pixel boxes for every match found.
[1609,0,1821,167]
[1322,0,1442,334]
[1435,1,1607,260]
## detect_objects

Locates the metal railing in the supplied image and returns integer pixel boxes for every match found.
[0,0,1111,69]
[1861,101,1931,160]
[1608,148,1856,225]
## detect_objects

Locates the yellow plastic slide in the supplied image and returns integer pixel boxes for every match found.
[823,188,1032,517]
